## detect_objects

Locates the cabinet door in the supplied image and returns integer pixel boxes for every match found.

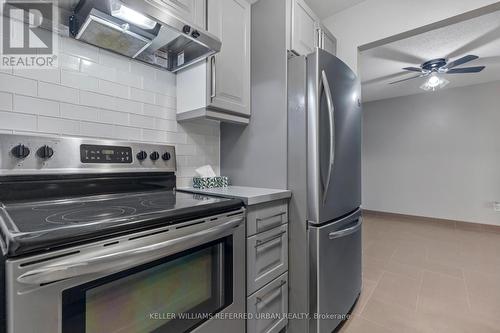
[207,0,251,116]
[290,0,318,55]
[153,0,206,27]
[317,25,337,56]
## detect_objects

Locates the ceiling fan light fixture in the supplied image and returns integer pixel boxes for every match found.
[420,74,449,92]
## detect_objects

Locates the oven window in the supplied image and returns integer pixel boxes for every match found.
[62,237,233,333]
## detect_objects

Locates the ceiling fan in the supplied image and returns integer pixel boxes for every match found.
[389,55,486,85]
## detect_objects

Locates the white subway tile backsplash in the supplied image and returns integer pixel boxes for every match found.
[99,50,130,71]
[130,61,157,79]
[142,129,166,143]
[61,70,99,91]
[80,121,115,138]
[38,116,80,135]
[0,92,13,111]
[156,118,177,132]
[38,82,78,103]
[116,71,142,89]
[0,73,37,96]
[60,103,98,122]
[130,88,155,104]
[0,35,220,185]
[98,80,129,99]
[115,97,142,114]
[0,110,37,131]
[98,109,129,125]
[129,114,156,129]
[13,68,60,84]
[155,93,176,108]
[14,95,60,117]
[61,38,99,62]
[59,54,81,72]
[81,60,116,81]
[80,91,116,110]
[115,125,142,141]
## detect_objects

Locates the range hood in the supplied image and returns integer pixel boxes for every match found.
[70,0,221,72]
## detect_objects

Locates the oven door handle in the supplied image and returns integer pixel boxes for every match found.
[17,217,243,285]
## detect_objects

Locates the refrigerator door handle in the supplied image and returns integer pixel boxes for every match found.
[321,70,335,204]
[328,218,362,240]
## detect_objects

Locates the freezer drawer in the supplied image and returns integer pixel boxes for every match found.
[247,200,288,236]
[247,224,288,295]
[247,273,289,333]
[309,209,362,333]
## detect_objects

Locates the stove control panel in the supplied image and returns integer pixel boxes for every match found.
[81,145,132,164]
[0,134,177,175]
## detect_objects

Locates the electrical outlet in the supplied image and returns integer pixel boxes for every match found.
[494,202,500,212]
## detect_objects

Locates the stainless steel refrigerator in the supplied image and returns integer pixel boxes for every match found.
[288,48,362,333]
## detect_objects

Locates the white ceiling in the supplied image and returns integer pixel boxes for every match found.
[306,0,367,19]
[360,10,500,102]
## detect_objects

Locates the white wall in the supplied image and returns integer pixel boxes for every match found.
[322,0,499,72]
[0,35,219,187]
[362,81,500,226]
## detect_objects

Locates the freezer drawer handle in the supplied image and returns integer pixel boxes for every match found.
[328,219,362,240]
[255,279,287,305]
[255,230,286,248]
[17,217,243,285]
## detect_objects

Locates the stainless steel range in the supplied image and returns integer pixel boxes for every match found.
[0,134,245,333]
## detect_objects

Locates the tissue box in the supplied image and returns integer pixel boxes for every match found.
[193,176,229,189]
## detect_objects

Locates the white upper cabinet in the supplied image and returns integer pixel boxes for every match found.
[290,0,318,55]
[176,0,251,124]
[287,0,336,56]
[208,0,251,116]
[154,0,206,27]
[316,23,337,55]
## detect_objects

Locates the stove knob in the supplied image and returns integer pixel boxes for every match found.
[11,144,30,159]
[136,151,147,161]
[36,145,54,159]
[162,152,171,161]
[150,151,160,161]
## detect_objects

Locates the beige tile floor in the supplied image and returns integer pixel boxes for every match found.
[340,213,500,333]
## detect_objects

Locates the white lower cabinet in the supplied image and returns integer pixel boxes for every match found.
[247,224,288,295]
[247,273,289,333]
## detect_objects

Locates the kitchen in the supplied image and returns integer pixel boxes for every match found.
[0,0,499,333]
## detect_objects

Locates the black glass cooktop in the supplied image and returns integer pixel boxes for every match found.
[0,190,242,256]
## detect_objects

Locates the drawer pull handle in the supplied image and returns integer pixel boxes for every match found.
[255,230,286,248]
[255,280,287,305]
[256,211,286,222]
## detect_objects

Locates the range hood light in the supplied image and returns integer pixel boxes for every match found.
[110,0,157,30]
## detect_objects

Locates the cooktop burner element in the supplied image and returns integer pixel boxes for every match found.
[45,206,138,225]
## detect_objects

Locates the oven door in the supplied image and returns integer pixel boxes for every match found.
[6,210,245,333]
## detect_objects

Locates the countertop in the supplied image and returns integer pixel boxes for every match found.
[177,186,292,206]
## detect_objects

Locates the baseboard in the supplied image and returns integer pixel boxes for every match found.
[362,209,500,233]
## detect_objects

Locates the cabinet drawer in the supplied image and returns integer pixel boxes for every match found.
[247,224,288,295]
[247,273,288,333]
[247,200,288,236]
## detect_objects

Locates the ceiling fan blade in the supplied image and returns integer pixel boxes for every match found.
[443,55,479,69]
[389,74,425,85]
[445,66,485,74]
[403,67,422,72]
